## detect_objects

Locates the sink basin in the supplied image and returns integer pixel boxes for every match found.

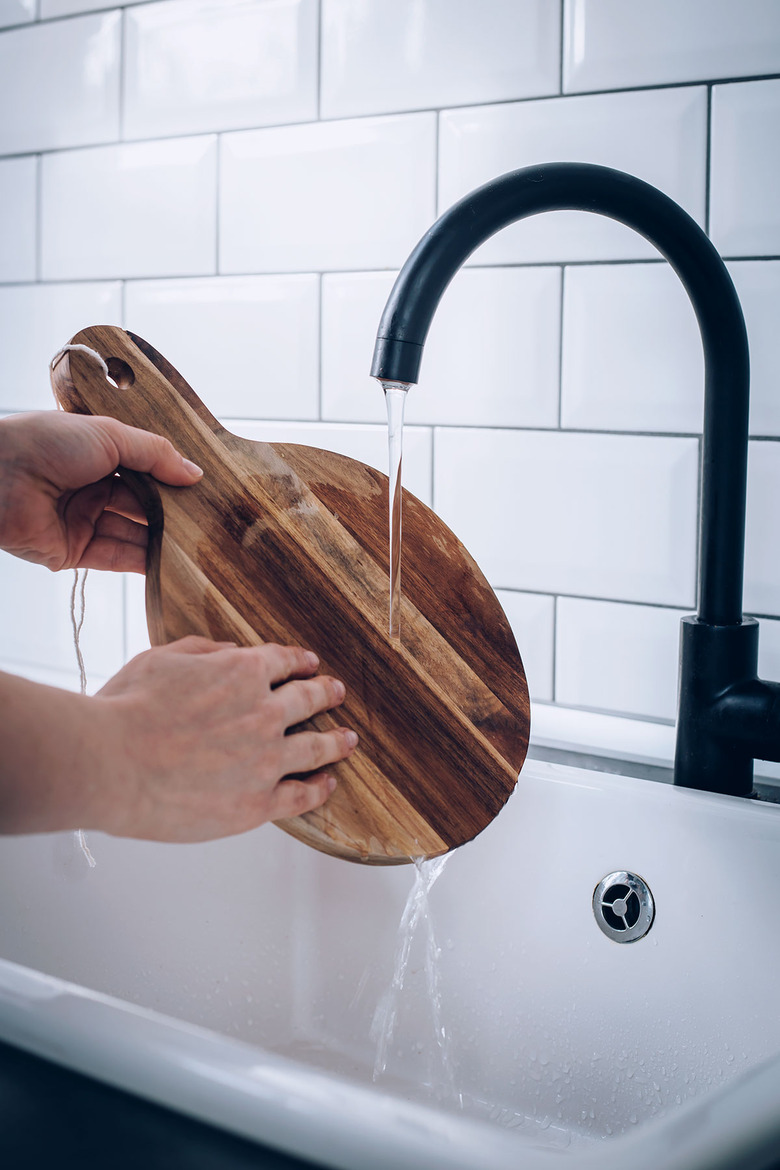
[1,759,780,1168]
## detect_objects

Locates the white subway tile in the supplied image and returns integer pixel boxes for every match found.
[711,79,780,256]
[323,267,561,428]
[41,137,217,280]
[322,271,397,424]
[745,440,780,617]
[0,13,120,155]
[555,597,686,722]
[220,114,436,273]
[0,281,122,412]
[564,0,780,94]
[228,419,433,507]
[124,0,318,140]
[408,266,562,428]
[0,0,34,29]
[757,617,780,683]
[494,590,554,702]
[439,87,707,264]
[321,0,559,119]
[41,0,131,13]
[561,262,704,433]
[124,275,319,420]
[729,262,780,437]
[0,553,125,680]
[0,156,36,282]
[433,429,699,606]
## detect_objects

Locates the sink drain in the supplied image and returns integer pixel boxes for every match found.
[593,871,654,943]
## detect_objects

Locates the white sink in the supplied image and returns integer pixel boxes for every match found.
[1,759,780,1169]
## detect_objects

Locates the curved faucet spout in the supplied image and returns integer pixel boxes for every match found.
[371,162,780,796]
[371,162,749,629]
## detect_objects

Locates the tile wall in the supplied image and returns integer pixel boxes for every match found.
[1,0,779,771]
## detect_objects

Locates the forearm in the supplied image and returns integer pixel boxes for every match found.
[0,670,112,834]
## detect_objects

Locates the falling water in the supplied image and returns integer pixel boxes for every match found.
[382,381,409,639]
[370,855,460,1103]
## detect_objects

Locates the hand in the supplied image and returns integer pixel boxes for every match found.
[91,638,357,842]
[0,410,203,573]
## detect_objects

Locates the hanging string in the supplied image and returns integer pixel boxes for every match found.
[50,343,110,380]
[70,568,96,869]
[52,342,103,869]
[70,568,88,695]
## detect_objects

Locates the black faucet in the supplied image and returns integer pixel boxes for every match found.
[370,162,780,798]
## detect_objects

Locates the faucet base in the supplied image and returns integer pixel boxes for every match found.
[675,617,758,796]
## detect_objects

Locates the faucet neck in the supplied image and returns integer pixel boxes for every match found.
[371,162,750,628]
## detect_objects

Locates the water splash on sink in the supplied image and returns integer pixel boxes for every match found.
[370,854,460,1103]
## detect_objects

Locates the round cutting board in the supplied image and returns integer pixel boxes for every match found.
[52,326,530,864]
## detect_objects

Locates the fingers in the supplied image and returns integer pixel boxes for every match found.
[279,726,358,778]
[93,417,204,487]
[261,643,320,685]
[269,773,338,821]
[165,635,238,655]
[276,675,346,728]
[74,511,149,572]
[105,477,148,524]
[93,510,147,547]
[269,726,358,818]
[77,538,146,574]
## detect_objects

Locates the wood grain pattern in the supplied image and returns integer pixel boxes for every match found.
[51,326,530,864]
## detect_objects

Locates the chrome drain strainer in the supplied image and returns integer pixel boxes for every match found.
[593,871,655,943]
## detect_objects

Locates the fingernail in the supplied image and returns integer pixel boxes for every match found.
[182,458,203,477]
[334,680,346,700]
[304,650,319,669]
[344,730,359,749]
[326,774,338,793]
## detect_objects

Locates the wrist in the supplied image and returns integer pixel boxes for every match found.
[0,672,124,835]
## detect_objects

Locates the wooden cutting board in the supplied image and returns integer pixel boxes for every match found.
[51,326,529,864]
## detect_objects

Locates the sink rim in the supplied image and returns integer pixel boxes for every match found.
[1,953,779,1170]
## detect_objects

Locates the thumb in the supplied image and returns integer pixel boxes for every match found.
[93,416,204,486]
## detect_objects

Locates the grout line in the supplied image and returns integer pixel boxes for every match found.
[531,697,678,729]
[214,134,221,274]
[2,71,780,165]
[377,422,709,440]
[7,1,157,31]
[557,265,565,428]
[2,255,779,289]
[433,111,440,216]
[704,84,713,235]
[117,7,126,141]
[431,429,438,513]
[34,153,42,282]
[316,0,322,121]
[497,587,698,615]
[317,273,323,420]
[551,595,558,700]
[194,411,780,445]
[558,0,565,95]
[694,434,703,610]
[429,427,435,509]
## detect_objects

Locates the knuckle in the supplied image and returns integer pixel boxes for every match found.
[299,735,325,771]
[286,784,317,817]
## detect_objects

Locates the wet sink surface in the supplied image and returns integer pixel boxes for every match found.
[1,760,780,1168]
